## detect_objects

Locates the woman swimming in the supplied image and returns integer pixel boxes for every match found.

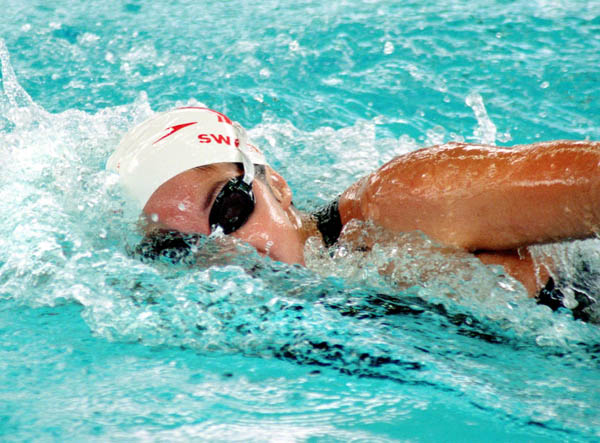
[107,107,600,311]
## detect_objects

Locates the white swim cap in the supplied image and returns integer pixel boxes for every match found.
[107,107,267,209]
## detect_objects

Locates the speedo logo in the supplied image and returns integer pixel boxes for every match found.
[153,109,236,145]
[153,122,197,144]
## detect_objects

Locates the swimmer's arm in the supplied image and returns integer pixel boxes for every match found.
[339,140,600,251]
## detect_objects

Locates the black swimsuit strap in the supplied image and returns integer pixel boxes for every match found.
[312,197,343,247]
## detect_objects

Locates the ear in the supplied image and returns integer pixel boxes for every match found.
[265,166,293,209]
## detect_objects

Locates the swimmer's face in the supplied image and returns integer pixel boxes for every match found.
[143,163,307,265]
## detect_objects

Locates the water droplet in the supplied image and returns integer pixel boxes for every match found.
[151,213,159,222]
[497,131,512,143]
[322,77,342,86]
[383,41,394,55]
[265,241,274,255]
[178,203,186,211]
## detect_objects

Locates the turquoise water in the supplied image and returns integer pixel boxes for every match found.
[2,0,600,440]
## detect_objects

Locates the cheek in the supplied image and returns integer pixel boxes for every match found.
[234,217,278,254]
[232,199,288,251]
[145,201,211,235]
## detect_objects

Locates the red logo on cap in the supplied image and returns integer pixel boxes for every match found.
[154,108,235,145]
[153,122,197,144]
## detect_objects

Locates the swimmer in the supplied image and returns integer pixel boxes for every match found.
[107,107,600,310]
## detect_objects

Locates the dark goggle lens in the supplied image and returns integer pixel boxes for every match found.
[208,177,255,234]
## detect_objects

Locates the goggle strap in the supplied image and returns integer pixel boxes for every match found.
[233,121,255,185]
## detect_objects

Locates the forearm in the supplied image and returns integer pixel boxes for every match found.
[340,141,600,251]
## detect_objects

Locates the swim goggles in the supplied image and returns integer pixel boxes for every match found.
[208,122,256,235]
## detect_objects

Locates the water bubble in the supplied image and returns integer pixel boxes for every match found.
[540,81,550,89]
[425,126,446,145]
[178,203,187,211]
[265,241,274,256]
[322,77,342,86]
[289,40,299,52]
[449,133,465,143]
[79,33,100,45]
[497,131,512,143]
[150,213,159,222]
[383,41,394,55]
[21,24,31,32]
[259,68,271,78]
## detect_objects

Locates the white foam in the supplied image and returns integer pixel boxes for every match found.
[465,91,497,145]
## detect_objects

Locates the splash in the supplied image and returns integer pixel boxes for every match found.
[465,91,497,145]
[0,37,598,373]
[0,39,49,131]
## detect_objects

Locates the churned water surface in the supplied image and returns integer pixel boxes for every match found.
[2,0,600,441]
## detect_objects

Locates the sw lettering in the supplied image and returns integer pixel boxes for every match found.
[198,133,240,147]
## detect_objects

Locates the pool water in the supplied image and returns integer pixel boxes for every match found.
[2,0,600,440]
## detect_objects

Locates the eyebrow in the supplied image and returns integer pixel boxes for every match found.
[204,179,227,213]
[192,165,225,213]
[192,165,215,212]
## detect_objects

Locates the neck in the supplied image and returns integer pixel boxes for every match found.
[298,211,321,245]
[286,205,323,247]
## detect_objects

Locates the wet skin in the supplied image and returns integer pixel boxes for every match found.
[340,140,600,250]
[144,140,600,296]
[143,163,313,266]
